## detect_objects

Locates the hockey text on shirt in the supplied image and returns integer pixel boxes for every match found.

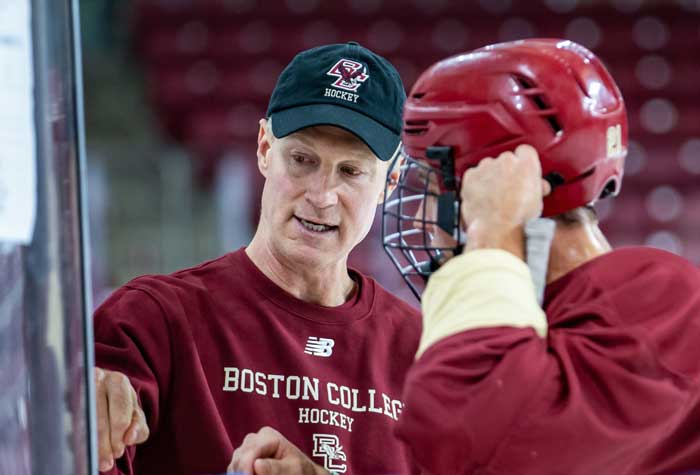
[222,366,404,433]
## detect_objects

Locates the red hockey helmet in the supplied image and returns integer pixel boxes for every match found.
[382,39,628,299]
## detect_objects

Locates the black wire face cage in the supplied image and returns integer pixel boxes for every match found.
[381,148,463,301]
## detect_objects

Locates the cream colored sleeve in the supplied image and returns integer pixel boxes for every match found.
[416,249,548,359]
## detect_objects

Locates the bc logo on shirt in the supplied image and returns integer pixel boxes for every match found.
[304,337,335,357]
[312,433,347,473]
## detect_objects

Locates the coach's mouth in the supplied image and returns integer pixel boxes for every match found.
[294,215,339,233]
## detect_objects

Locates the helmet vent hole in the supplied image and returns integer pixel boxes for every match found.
[404,129,428,136]
[412,92,426,99]
[600,179,617,199]
[545,115,563,135]
[512,74,563,135]
[527,94,563,134]
[530,94,549,110]
[404,120,429,136]
[514,75,534,89]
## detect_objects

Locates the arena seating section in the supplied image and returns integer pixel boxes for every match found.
[130,0,700,300]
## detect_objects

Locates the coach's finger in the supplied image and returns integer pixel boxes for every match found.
[236,437,281,473]
[105,372,134,460]
[253,458,306,475]
[228,427,286,474]
[253,458,286,475]
[95,369,114,472]
[124,389,149,445]
[228,433,256,474]
[254,457,329,475]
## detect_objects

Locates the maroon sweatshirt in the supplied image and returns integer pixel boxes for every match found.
[396,247,700,475]
[95,248,421,475]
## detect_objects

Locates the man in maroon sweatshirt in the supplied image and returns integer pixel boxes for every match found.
[94,42,421,475]
[383,39,700,474]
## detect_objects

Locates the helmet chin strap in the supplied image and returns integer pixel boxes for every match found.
[524,218,557,306]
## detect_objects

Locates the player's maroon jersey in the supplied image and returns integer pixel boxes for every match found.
[396,247,700,475]
[95,248,421,475]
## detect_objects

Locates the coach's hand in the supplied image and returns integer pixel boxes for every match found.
[95,367,150,472]
[460,144,551,256]
[228,426,329,475]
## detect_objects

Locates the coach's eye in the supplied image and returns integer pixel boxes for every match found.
[341,166,362,177]
[292,154,311,165]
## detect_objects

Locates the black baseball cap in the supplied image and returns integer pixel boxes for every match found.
[266,42,406,161]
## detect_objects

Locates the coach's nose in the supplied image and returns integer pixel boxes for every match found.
[305,171,339,210]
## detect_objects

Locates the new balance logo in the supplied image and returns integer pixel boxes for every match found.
[312,434,347,473]
[304,337,335,357]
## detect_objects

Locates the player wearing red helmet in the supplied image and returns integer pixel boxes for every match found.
[385,39,700,474]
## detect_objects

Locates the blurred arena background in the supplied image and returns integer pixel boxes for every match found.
[80,0,700,306]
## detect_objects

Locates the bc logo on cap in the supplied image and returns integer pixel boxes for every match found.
[326,59,369,92]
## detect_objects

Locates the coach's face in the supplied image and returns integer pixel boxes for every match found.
[255,119,396,268]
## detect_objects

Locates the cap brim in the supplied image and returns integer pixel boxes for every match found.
[270,104,401,162]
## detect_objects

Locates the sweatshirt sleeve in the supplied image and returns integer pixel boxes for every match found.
[395,249,699,475]
[94,284,173,475]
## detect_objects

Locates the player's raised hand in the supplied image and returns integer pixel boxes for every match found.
[458,144,552,257]
[95,367,150,472]
[227,426,329,475]
[460,144,550,231]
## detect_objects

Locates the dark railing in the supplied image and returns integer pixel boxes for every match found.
[0,0,94,474]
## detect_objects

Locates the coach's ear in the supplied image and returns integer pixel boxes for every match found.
[377,154,404,204]
[256,118,272,177]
